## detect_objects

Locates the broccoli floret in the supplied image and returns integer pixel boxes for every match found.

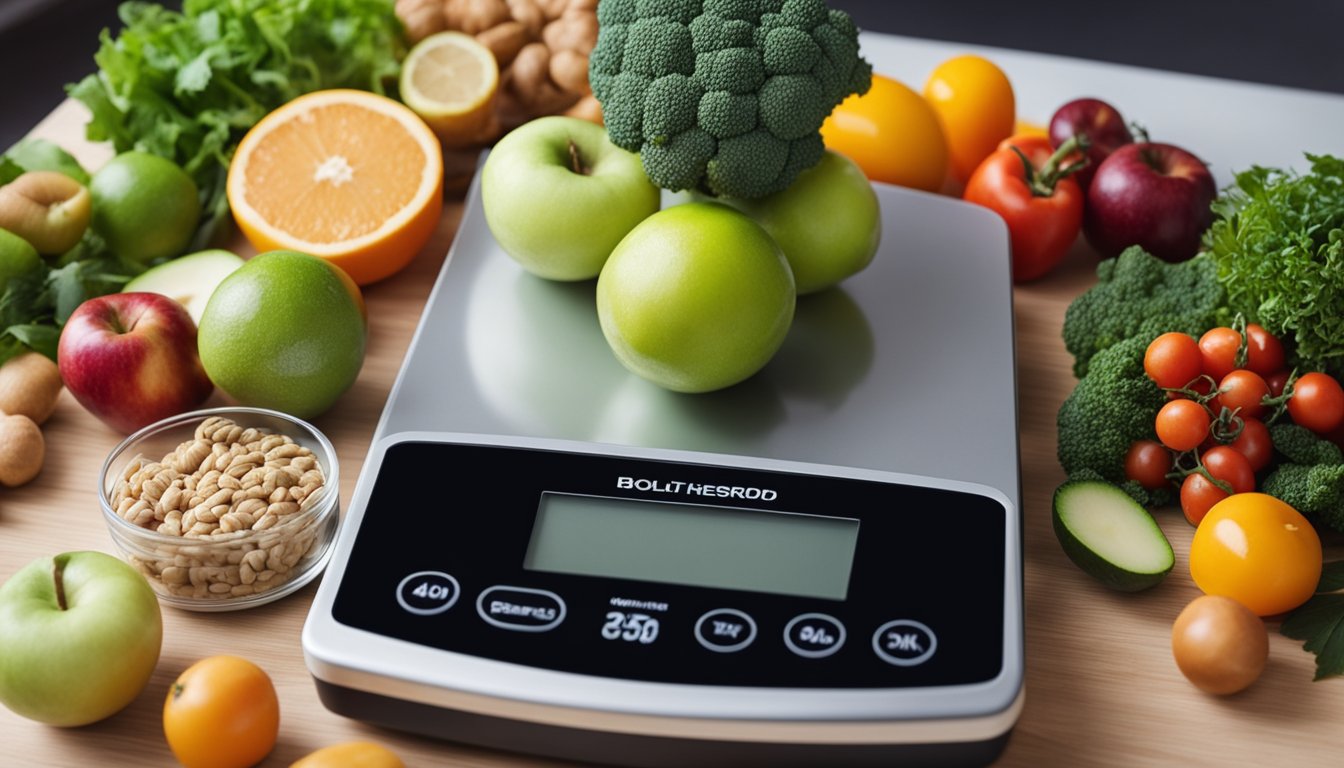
[589,0,872,199]
[1260,425,1344,533]
[1057,335,1171,505]
[1062,247,1228,378]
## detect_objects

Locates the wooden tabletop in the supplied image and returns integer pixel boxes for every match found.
[6,55,1344,768]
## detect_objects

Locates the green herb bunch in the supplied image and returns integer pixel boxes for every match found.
[1205,154,1344,377]
[68,0,407,247]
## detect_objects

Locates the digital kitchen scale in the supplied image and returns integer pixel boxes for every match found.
[303,167,1024,766]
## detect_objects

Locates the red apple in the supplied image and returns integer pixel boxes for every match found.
[1083,142,1216,263]
[1048,97,1134,194]
[57,292,213,433]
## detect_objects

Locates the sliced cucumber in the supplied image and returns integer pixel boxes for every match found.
[1052,479,1174,592]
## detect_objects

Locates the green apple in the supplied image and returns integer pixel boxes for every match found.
[123,249,245,324]
[90,151,200,266]
[711,150,881,295]
[0,551,162,726]
[198,250,367,419]
[0,228,42,294]
[597,202,795,393]
[482,116,660,281]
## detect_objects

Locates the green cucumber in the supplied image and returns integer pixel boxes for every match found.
[1052,479,1174,592]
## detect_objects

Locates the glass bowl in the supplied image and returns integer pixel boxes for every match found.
[99,407,340,612]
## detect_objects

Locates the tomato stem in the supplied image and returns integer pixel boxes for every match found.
[1011,133,1091,197]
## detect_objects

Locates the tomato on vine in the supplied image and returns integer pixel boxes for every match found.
[1198,326,1242,381]
[1124,439,1173,489]
[1181,473,1228,527]
[1218,369,1270,420]
[1144,332,1202,390]
[1156,399,1210,452]
[1244,323,1285,376]
[1288,371,1344,434]
[1230,416,1273,472]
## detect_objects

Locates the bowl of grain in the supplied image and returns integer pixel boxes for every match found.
[99,407,340,611]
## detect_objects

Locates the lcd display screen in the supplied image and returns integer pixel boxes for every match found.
[523,492,859,600]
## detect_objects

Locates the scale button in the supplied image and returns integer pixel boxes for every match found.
[395,571,461,616]
[476,586,567,632]
[784,613,847,658]
[872,619,938,667]
[695,608,757,653]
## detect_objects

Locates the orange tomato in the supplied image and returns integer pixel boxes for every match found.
[290,741,405,768]
[821,73,948,192]
[163,656,280,768]
[1189,493,1322,616]
[923,55,1016,183]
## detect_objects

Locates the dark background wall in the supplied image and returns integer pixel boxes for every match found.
[2,0,1341,150]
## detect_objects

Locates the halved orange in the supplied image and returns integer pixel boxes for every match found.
[226,89,444,286]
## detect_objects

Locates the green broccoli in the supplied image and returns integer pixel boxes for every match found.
[588,0,872,199]
[1261,424,1344,533]
[1062,247,1228,378]
[1056,334,1173,507]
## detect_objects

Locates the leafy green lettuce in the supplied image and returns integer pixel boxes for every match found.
[67,0,407,248]
[1205,154,1344,376]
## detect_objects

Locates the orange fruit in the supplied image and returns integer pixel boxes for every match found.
[226,89,444,286]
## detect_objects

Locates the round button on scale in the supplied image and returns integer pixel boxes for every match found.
[784,613,847,658]
[694,608,757,653]
[872,619,937,667]
[396,571,461,616]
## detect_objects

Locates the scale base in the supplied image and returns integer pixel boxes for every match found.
[315,680,1015,767]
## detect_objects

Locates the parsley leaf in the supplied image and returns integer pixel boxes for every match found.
[1281,561,1344,680]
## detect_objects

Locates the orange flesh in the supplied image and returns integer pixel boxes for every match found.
[240,103,427,244]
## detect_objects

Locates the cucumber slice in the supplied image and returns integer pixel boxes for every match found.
[1052,479,1174,592]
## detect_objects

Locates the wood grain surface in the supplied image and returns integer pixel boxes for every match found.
[3,96,1343,768]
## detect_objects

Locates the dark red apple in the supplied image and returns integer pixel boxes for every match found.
[1049,98,1134,194]
[1083,142,1216,263]
[57,292,213,433]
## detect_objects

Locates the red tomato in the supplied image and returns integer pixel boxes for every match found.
[1156,399,1211,452]
[1203,446,1256,494]
[1124,439,1173,489]
[1230,417,1273,472]
[1218,369,1270,420]
[963,138,1084,282]
[1199,327,1242,381]
[1265,369,1291,398]
[1244,323,1285,376]
[1181,472,1229,526]
[1145,332,1202,390]
[1288,372,1344,434]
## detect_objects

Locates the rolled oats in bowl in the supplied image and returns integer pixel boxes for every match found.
[100,407,340,611]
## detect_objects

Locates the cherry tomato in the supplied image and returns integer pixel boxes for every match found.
[1198,326,1242,381]
[1189,493,1322,616]
[1202,446,1255,494]
[1180,472,1228,527]
[1288,371,1344,434]
[1265,368,1291,398]
[163,656,280,768]
[923,54,1016,183]
[1171,595,1268,695]
[1155,399,1210,452]
[1244,323,1285,376]
[821,73,948,192]
[963,137,1083,282]
[1218,369,1270,420]
[1144,332,1202,390]
[1124,439,1173,489]
[1230,416,1273,472]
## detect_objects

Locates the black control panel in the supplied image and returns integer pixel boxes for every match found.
[330,441,1007,688]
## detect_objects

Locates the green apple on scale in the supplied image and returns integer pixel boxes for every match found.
[597,202,796,393]
[481,116,660,281]
[0,551,163,726]
[122,249,245,325]
[706,150,881,295]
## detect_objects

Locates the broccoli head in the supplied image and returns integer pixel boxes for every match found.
[1057,334,1172,506]
[1261,424,1344,533]
[1062,247,1228,378]
[589,0,872,199]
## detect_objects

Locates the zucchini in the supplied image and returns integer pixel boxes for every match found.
[1052,479,1174,592]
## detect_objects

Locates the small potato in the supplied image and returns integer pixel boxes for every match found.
[1172,594,1268,695]
[0,351,64,424]
[0,413,44,487]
